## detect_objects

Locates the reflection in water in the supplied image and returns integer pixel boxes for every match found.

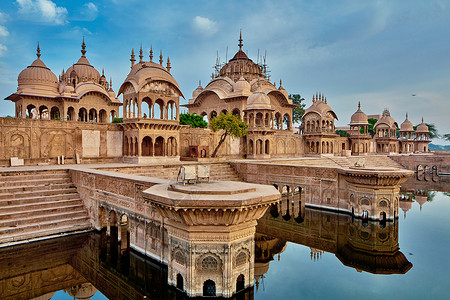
[4,177,450,299]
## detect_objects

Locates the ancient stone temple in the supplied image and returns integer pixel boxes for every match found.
[6,39,121,123]
[118,46,182,163]
[183,33,300,159]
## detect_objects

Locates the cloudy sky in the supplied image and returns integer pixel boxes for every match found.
[0,0,449,143]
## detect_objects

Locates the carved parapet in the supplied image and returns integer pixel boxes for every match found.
[339,167,413,187]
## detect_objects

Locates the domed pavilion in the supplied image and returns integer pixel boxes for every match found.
[184,33,298,159]
[349,102,371,155]
[6,40,121,122]
[118,45,183,162]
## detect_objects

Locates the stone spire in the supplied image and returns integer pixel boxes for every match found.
[159,50,163,65]
[139,44,143,62]
[238,30,243,51]
[81,37,86,57]
[149,45,153,62]
[130,48,136,68]
[109,77,113,91]
[358,101,361,110]
[36,42,41,58]
[166,57,171,72]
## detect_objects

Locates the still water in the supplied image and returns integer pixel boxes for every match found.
[1,177,448,300]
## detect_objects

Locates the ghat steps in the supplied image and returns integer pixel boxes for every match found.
[0,170,91,245]
[113,163,243,181]
[273,155,403,169]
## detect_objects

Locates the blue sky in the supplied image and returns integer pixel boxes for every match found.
[0,0,449,143]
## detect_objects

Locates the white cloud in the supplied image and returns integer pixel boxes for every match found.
[16,0,68,25]
[81,2,98,21]
[192,16,218,38]
[0,12,7,23]
[0,43,7,56]
[0,25,8,38]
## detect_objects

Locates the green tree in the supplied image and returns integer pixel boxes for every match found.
[413,123,439,139]
[335,130,350,137]
[210,112,248,157]
[179,113,208,128]
[288,94,306,124]
[443,133,450,142]
[367,118,377,136]
[112,117,123,123]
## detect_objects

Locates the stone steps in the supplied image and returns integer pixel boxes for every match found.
[0,222,90,245]
[0,193,80,207]
[0,177,71,188]
[0,198,83,214]
[0,182,75,194]
[118,163,243,181]
[0,204,86,221]
[0,169,90,245]
[0,187,77,200]
[0,209,87,229]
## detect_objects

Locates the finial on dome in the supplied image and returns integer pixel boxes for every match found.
[313,94,315,102]
[358,101,361,109]
[166,57,171,72]
[130,48,136,68]
[422,117,424,123]
[109,77,113,91]
[139,44,143,62]
[238,30,243,51]
[198,80,202,87]
[159,50,163,65]
[36,42,41,59]
[279,79,282,87]
[81,37,86,57]
[102,68,104,76]
[149,45,153,62]
[325,97,327,104]
[406,112,408,119]
[316,92,318,101]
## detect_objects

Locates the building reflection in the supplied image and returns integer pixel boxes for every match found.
[255,206,413,276]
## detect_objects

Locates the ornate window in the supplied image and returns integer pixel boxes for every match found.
[174,250,185,265]
[202,256,218,270]
[236,251,247,267]
[379,200,388,207]
[361,198,370,206]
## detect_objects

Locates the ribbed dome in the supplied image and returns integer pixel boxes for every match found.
[416,118,429,132]
[65,56,101,83]
[303,94,338,119]
[350,102,368,125]
[234,76,251,92]
[119,61,182,97]
[374,109,397,128]
[247,87,272,110]
[18,47,58,92]
[192,81,203,98]
[400,113,414,131]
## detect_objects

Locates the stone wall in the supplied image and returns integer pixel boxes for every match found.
[0,117,123,166]
[70,168,169,263]
[389,153,450,174]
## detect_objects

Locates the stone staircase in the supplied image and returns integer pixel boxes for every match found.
[273,155,404,169]
[0,170,91,245]
[115,163,243,182]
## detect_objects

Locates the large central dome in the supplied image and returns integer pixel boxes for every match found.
[218,33,264,82]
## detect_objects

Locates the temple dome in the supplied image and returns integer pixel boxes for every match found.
[234,76,251,92]
[400,113,414,131]
[350,102,368,125]
[374,109,397,128]
[246,87,272,110]
[65,39,101,83]
[192,81,203,99]
[416,118,429,133]
[303,95,338,119]
[17,45,58,93]
[119,60,183,97]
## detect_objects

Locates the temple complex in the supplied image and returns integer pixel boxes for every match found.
[0,34,446,298]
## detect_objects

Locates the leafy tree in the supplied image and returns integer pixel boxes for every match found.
[367,118,377,136]
[413,123,439,139]
[112,117,123,123]
[443,133,450,142]
[179,113,208,128]
[210,112,248,157]
[288,94,306,124]
[335,130,350,137]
